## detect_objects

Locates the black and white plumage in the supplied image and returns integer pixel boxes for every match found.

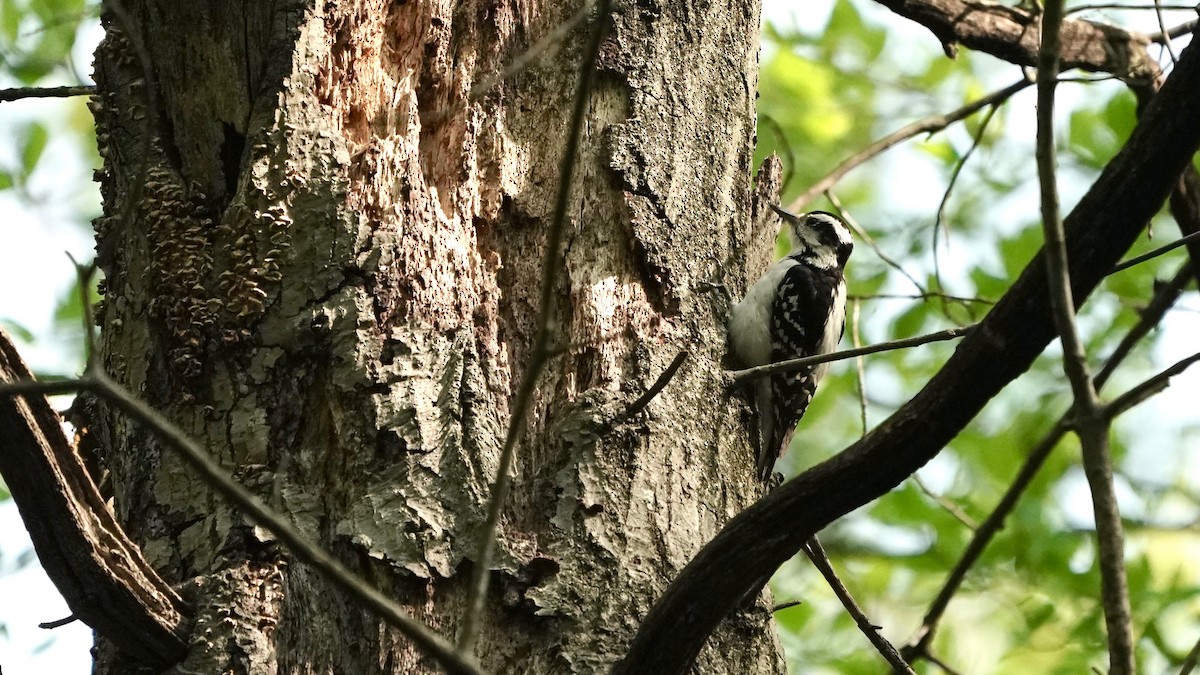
[729,205,853,481]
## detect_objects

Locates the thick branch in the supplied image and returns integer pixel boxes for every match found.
[614,31,1200,675]
[873,0,1160,80]
[0,330,187,665]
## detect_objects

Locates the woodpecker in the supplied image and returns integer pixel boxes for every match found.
[729,204,853,481]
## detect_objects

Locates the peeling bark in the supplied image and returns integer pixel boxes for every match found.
[87,0,779,671]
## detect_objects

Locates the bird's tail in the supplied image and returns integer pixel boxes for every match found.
[753,379,785,482]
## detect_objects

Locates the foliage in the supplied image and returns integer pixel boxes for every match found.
[758,1,1200,673]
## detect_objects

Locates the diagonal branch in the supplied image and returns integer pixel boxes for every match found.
[614,30,1200,675]
[0,331,188,665]
[790,78,1031,212]
[871,0,1161,81]
[804,537,915,674]
[728,324,974,383]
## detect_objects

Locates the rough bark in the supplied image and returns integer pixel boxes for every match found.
[85,0,777,672]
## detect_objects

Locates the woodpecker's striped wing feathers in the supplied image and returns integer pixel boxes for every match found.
[757,261,845,480]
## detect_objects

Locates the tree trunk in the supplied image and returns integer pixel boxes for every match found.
[86,0,779,671]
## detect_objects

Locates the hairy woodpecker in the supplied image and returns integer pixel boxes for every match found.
[729,204,853,481]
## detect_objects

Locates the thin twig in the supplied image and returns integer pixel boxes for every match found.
[849,292,994,305]
[772,599,803,613]
[1109,229,1200,274]
[612,351,690,426]
[932,103,1001,291]
[1097,262,1192,387]
[851,300,868,436]
[789,78,1031,212]
[728,324,975,384]
[826,191,924,294]
[803,537,916,674]
[65,257,96,368]
[1036,2,1134,667]
[0,85,95,103]
[1066,2,1197,12]
[911,474,977,529]
[1101,350,1200,420]
[760,115,797,192]
[1153,0,1180,63]
[1180,630,1200,675]
[924,650,966,675]
[458,0,611,654]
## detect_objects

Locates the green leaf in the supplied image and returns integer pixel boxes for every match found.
[21,121,49,175]
[1,0,22,43]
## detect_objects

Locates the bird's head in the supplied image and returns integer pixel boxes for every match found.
[770,203,854,270]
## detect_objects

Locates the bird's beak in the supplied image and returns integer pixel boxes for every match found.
[768,202,802,222]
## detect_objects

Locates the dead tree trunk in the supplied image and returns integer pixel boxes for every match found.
[85,0,780,671]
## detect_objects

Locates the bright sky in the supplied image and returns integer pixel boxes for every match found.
[1,2,1197,673]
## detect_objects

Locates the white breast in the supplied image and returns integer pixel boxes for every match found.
[728,258,797,367]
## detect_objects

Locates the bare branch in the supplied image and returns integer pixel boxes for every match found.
[789,78,1031,212]
[1102,350,1200,420]
[827,191,925,294]
[1097,263,1193,387]
[1067,2,1198,12]
[613,351,690,426]
[0,85,94,103]
[728,324,974,384]
[933,102,1000,291]
[0,341,186,665]
[804,537,916,674]
[1152,0,1180,63]
[1181,631,1200,675]
[912,474,977,529]
[1109,229,1200,274]
[459,0,612,654]
[1036,2,1134,668]
[849,292,994,305]
[871,0,1162,81]
[1149,19,1198,43]
[905,261,1193,659]
[851,300,869,436]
